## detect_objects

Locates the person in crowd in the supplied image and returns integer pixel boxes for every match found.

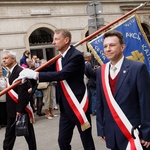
[2,50,36,150]
[31,55,40,69]
[14,29,95,150]
[26,58,35,69]
[42,82,53,119]
[0,67,7,129]
[31,55,37,64]
[26,58,37,112]
[96,30,150,150]
[34,88,45,116]
[84,52,97,115]
[1,62,8,77]
[39,59,57,119]
[34,59,46,117]
[20,50,30,68]
[51,81,59,110]
[35,58,41,68]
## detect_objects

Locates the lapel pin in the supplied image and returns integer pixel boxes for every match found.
[123,70,126,74]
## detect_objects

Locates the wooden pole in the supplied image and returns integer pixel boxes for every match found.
[0,2,147,96]
[0,54,61,96]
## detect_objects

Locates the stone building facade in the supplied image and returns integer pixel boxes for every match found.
[0,0,149,63]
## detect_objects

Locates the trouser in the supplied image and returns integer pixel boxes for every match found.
[3,115,37,150]
[88,87,96,114]
[58,112,95,150]
[36,97,43,115]
[0,102,7,126]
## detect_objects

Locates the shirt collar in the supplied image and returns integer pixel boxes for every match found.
[61,46,70,58]
[110,56,124,71]
[9,63,17,74]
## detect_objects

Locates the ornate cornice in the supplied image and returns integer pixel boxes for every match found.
[120,4,150,11]
[0,0,90,5]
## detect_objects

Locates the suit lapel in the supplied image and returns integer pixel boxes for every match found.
[9,65,18,84]
[62,47,73,66]
[114,58,130,97]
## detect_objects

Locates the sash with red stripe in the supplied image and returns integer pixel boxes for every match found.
[56,58,90,131]
[101,63,142,150]
[6,79,34,123]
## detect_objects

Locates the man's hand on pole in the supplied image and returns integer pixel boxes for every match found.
[13,68,38,84]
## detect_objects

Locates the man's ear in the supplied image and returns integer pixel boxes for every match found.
[64,37,70,44]
[121,44,126,52]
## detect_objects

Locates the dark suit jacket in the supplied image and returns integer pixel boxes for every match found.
[39,45,88,121]
[96,58,150,149]
[85,61,96,88]
[6,64,31,118]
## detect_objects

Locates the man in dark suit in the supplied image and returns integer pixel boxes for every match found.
[84,52,97,115]
[2,51,36,150]
[14,29,95,150]
[96,30,150,150]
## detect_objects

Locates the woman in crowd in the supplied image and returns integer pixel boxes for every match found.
[0,67,7,128]
[20,50,30,68]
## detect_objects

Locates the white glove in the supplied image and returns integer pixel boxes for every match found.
[13,69,38,84]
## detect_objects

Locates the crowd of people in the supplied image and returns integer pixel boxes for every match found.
[19,50,59,118]
[0,29,150,150]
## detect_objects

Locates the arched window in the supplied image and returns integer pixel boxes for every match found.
[29,28,56,60]
[29,27,53,46]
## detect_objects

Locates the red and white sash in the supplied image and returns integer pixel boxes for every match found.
[101,63,142,150]
[56,58,90,131]
[6,79,34,123]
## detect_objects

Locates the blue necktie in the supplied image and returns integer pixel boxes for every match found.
[61,56,64,65]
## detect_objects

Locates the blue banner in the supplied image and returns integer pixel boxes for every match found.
[88,14,150,72]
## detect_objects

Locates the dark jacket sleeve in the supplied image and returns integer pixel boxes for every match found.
[85,62,96,87]
[16,81,31,114]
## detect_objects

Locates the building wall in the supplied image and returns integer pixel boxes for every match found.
[0,0,149,63]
